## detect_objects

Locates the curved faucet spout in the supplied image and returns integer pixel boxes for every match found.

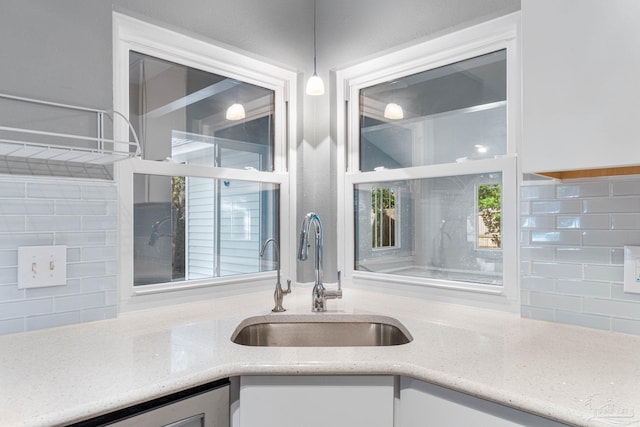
[297,212,323,287]
[260,238,280,272]
[297,212,340,312]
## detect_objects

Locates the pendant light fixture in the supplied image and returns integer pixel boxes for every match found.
[225,80,246,121]
[306,0,324,96]
[225,103,245,121]
[383,80,404,120]
[383,103,404,120]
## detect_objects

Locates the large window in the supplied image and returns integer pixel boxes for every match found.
[114,14,295,307]
[129,52,279,287]
[337,14,519,305]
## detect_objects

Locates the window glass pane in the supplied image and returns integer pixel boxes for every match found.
[371,187,397,249]
[477,183,501,249]
[359,50,506,171]
[133,173,279,286]
[129,52,275,171]
[354,173,502,286]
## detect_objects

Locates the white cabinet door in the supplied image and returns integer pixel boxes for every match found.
[399,377,568,427]
[521,0,640,173]
[239,375,393,427]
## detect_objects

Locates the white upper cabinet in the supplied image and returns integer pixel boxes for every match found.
[521,0,640,174]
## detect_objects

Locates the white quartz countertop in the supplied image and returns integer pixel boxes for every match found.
[1,287,640,427]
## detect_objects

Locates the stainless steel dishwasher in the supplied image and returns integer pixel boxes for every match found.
[71,379,229,427]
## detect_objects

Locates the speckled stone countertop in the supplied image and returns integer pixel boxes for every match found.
[1,288,639,427]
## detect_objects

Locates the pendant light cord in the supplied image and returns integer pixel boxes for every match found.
[313,0,317,75]
[305,0,324,95]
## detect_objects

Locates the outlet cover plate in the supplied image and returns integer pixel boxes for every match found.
[18,245,67,289]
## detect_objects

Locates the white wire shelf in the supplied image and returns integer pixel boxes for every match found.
[0,93,141,166]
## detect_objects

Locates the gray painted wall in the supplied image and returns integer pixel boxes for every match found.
[0,0,520,285]
[0,0,311,106]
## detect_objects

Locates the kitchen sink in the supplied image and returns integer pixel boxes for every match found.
[231,314,412,347]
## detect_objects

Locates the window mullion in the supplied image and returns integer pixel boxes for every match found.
[347,156,515,186]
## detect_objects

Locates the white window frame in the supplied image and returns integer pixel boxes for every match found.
[113,13,297,311]
[335,13,521,311]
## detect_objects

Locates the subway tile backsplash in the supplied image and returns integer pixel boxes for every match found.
[555,181,609,199]
[521,175,640,336]
[0,175,117,335]
[3,172,640,337]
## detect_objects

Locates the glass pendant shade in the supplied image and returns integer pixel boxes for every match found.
[225,103,246,121]
[306,74,325,96]
[383,102,404,120]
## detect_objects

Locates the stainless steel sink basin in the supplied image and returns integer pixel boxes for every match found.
[231,314,412,347]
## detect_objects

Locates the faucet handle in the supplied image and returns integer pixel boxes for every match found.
[324,272,343,300]
[272,279,292,313]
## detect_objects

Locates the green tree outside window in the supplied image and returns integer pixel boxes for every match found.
[478,183,501,248]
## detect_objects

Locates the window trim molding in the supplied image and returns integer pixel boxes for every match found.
[113,12,297,312]
[334,12,521,311]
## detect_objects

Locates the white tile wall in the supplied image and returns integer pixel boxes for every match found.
[521,175,640,336]
[530,199,581,214]
[3,172,640,338]
[611,180,640,196]
[583,197,640,213]
[0,175,117,335]
[555,181,609,199]
[555,214,609,229]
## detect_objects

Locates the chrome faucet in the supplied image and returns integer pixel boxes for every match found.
[297,212,342,312]
[260,238,291,312]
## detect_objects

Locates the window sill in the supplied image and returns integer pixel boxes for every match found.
[351,271,519,312]
[119,272,278,313]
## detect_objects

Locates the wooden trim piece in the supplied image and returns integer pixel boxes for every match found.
[536,166,640,180]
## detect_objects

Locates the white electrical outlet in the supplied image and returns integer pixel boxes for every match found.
[18,245,67,289]
[623,246,640,294]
